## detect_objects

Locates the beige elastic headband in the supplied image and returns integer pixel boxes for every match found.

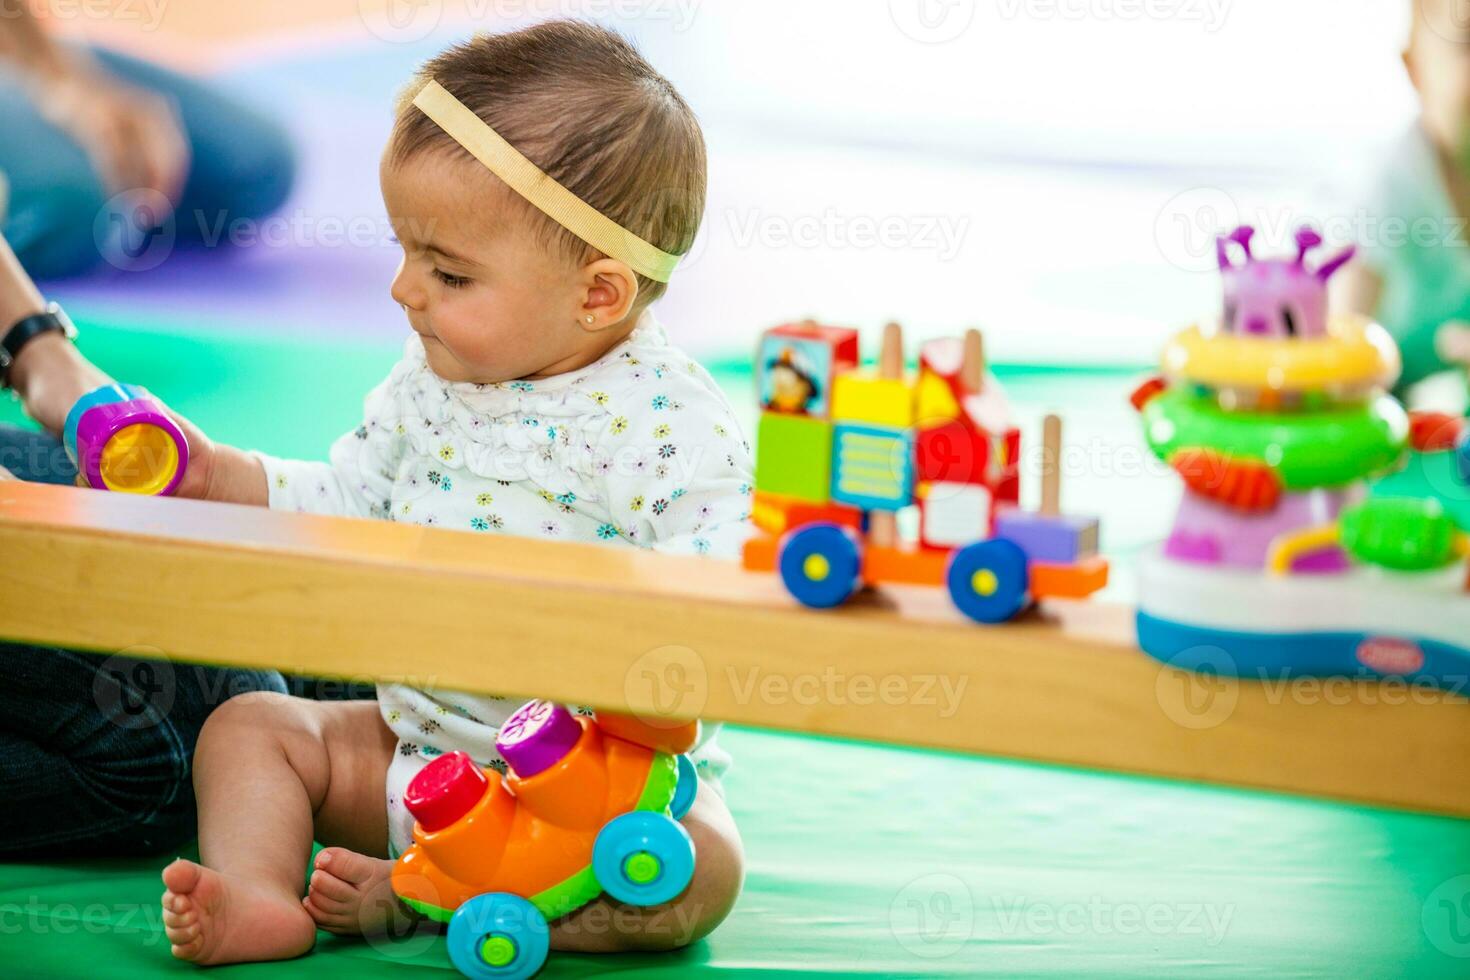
[412,79,682,283]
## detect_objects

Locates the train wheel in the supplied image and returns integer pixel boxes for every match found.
[777,523,862,609]
[947,538,1030,623]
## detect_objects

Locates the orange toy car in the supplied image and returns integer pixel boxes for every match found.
[392,700,700,979]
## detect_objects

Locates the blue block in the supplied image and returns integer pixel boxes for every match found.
[993,508,1099,564]
[830,423,913,512]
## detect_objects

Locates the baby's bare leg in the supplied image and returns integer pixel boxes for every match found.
[551,779,745,953]
[160,694,395,965]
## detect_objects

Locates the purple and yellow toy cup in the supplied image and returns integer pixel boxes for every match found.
[62,384,189,496]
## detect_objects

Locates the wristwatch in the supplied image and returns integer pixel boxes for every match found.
[0,302,77,388]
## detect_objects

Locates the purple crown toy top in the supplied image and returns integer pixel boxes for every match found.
[495,700,583,778]
[1216,225,1355,340]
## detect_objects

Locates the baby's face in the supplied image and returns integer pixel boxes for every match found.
[380,151,592,383]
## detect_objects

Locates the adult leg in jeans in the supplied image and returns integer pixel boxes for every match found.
[0,423,287,857]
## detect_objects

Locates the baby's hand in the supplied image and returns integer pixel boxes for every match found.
[118,389,219,501]
[1436,320,1470,366]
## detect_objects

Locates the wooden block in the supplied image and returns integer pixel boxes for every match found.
[741,533,779,571]
[831,371,916,428]
[1030,555,1110,599]
[862,545,948,587]
[751,491,863,536]
[916,420,990,485]
[918,481,994,549]
[994,507,1100,564]
[916,370,963,427]
[830,423,914,512]
[757,322,860,417]
[756,412,833,504]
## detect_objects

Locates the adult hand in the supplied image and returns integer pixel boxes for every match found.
[37,59,190,205]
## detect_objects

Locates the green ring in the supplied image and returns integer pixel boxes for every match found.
[624,851,662,885]
[480,934,517,968]
[1141,388,1407,490]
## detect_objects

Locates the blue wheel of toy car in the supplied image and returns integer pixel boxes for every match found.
[946,538,1030,624]
[593,810,696,907]
[446,892,549,980]
[778,523,862,609]
[670,753,698,820]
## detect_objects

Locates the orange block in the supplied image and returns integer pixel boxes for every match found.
[752,491,863,536]
[862,546,947,586]
[1030,556,1109,599]
[743,534,779,572]
[596,711,699,755]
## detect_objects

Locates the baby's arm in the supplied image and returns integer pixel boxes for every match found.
[251,376,405,519]
[0,231,268,503]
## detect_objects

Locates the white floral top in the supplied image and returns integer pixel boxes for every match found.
[254,313,751,852]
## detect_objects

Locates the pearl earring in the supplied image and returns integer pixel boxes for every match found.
[584,315,595,325]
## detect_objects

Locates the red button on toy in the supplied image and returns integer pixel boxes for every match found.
[404,751,489,832]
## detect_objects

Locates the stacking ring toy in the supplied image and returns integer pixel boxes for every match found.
[62,383,189,495]
[1141,387,1407,490]
[1161,314,1401,393]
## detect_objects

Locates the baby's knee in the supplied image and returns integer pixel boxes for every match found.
[194,690,301,759]
[662,808,745,948]
[615,801,745,952]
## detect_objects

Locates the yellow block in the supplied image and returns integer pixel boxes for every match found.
[832,371,915,427]
[916,371,961,427]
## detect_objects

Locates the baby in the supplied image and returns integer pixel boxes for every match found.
[12,21,749,966]
[1336,0,1470,399]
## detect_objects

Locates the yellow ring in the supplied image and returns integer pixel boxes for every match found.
[1161,313,1400,392]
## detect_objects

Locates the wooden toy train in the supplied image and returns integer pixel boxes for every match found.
[743,320,1108,623]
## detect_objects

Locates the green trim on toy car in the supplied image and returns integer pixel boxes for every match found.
[1142,388,1408,490]
[396,751,682,925]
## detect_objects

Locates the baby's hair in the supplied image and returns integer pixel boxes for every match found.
[390,21,707,306]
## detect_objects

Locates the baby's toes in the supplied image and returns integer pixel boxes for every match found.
[314,847,386,887]
[303,897,357,933]
[308,869,357,904]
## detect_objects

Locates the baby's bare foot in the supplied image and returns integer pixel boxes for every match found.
[304,847,414,936]
[160,858,316,965]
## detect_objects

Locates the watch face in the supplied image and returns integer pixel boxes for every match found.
[47,303,78,339]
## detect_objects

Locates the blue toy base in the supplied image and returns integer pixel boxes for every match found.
[1137,613,1470,692]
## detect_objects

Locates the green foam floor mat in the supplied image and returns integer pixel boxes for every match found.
[0,726,1467,977]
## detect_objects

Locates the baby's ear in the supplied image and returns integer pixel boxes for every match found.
[579,258,639,329]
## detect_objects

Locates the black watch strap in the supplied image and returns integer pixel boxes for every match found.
[0,303,77,386]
